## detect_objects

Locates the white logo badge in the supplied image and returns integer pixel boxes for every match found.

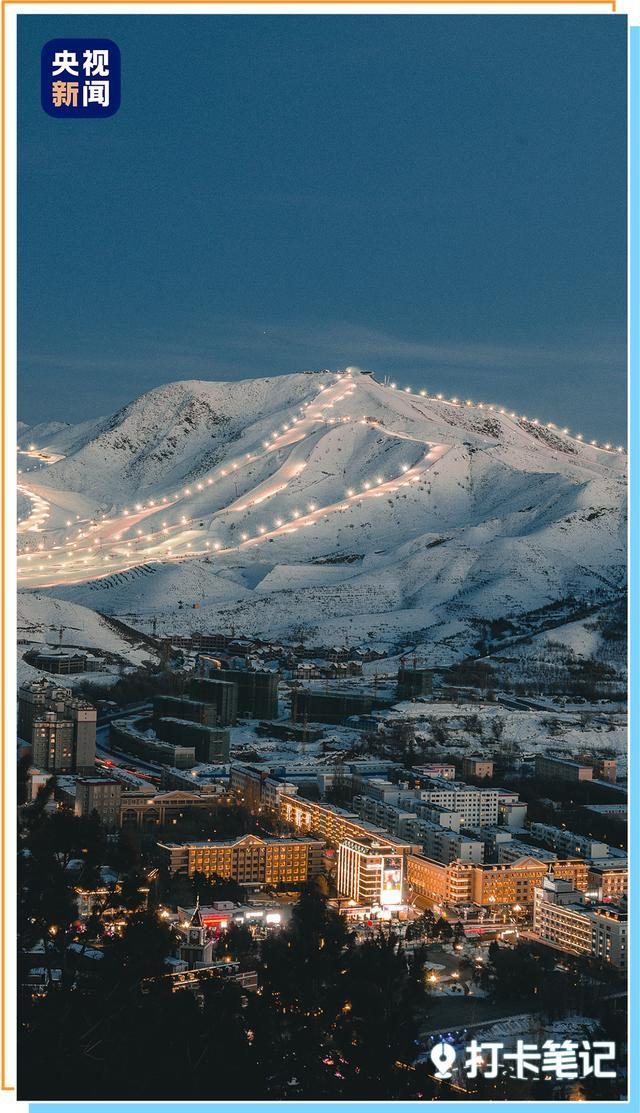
[430,1040,457,1079]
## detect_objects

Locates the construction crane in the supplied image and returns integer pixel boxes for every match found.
[48,623,82,646]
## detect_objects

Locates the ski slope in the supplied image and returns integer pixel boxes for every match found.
[17,368,626,658]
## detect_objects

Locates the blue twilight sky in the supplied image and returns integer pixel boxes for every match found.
[18,14,627,440]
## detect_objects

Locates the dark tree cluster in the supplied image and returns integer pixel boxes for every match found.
[19,879,437,1101]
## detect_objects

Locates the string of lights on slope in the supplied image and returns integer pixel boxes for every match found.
[16,369,626,587]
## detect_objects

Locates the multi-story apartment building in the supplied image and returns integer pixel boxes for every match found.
[352,793,416,833]
[497,840,558,865]
[230,763,299,814]
[462,756,494,780]
[18,678,69,739]
[593,757,617,783]
[66,699,97,772]
[31,712,75,773]
[75,778,123,827]
[533,876,627,971]
[411,780,504,826]
[351,794,482,864]
[413,763,456,780]
[19,679,96,774]
[528,822,613,860]
[535,755,593,783]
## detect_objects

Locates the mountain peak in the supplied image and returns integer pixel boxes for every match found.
[18,368,625,660]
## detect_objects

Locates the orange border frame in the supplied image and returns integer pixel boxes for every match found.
[0,0,619,1096]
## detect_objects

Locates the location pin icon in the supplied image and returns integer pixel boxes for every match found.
[430,1040,456,1079]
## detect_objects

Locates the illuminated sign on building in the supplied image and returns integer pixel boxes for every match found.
[381,856,403,905]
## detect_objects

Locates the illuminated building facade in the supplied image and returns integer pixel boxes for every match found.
[337,836,404,908]
[533,876,627,971]
[407,853,592,906]
[278,792,414,856]
[158,833,324,885]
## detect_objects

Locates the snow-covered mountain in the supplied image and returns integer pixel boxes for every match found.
[17,368,626,661]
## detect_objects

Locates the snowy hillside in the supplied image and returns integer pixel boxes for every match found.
[17,368,626,661]
[16,592,156,687]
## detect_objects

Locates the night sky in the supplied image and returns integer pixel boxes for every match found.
[18,15,627,441]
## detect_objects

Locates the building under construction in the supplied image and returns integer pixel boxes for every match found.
[188,677,238,726]
[155,717,230,764]
[110,719,195,769]
[396,666,433,700]
[163,632,229,653]
[291,688,391,725]
[152,695,219,729]
[256,720,324,744]
[213,669,279,720]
